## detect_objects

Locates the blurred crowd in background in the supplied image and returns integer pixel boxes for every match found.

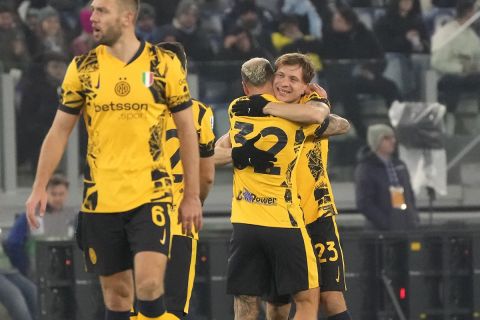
[1,0,479,175]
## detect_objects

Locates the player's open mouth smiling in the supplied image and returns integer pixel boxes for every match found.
[276,87,291,95]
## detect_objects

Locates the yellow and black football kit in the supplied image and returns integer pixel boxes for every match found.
[297,92,346,291]
[227,94,320,298]
[66,41,192,275]
[164,99,215,316]
[165,99,215,239]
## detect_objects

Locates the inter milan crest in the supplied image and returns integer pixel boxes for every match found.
[115,77,130,96]
[142,71,154,88]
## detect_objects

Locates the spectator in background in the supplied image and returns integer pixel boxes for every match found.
[222,0,275,36]
[431,0,480,115]
[223,0,276,58]
[321,4,401,139]
[16,52,67,170]
[0,265,37,320]
[355,124,419,231]
[281,0,322,39]
[135,2,162,43]
[375,0,429,54]
[19,6,41,57]
[71,7,94,55]
[217,26,272,100]
[158,0,214,61]
[34,6,67,55]
[0,4,30,72]
[142,0,181,26]
[271,15,323,72]
[374,0,430,98]
[4,174,70,277]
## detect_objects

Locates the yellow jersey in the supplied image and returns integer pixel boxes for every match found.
[296,93,338,224]
[166,99,215,238]
[59,41,192,213]
[229,94,323,228]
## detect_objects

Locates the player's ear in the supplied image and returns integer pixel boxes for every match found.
[242,81,249,96]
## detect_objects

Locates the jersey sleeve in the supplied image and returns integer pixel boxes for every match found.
[199,104,215,158]
[301,92,331,109]
[228,96,248,119]
[303,122,328,139]
[165,54,192,113]
[58,60,84,115]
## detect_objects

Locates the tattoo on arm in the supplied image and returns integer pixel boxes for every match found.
[321,114,350,138]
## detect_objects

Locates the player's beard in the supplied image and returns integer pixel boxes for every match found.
[95,21,122,47]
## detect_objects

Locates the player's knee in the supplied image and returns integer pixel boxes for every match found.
[136,277,164,300]
[102,281,133,311]
[293,288,319,313]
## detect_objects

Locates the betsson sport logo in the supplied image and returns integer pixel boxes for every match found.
[94,102,148,120]
[236,188,277,206]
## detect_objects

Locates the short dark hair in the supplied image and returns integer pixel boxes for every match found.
[456,0,475,19]
[274,53,316,84]
[47,174,69,189]
[157,42,187,70]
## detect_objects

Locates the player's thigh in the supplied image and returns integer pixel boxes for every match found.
[165,235,197,314]
[227,224,270,297]
[267,227,319,296]
[126,202,172,257]
[81,211,133,276]
[307,216,346,292]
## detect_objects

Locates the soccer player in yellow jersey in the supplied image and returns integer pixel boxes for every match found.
[158,42,215,320]
[25,1,202,320]
[217,53,351,320]
[231,54,352,320]
[226,57,330,320]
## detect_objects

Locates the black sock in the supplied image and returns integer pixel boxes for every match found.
[328,310,352,320]
[105,309,130,320]
[138,295,166,318]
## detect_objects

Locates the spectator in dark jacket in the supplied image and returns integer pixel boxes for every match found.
[375,0,429,54]
[0,4,30,72]
[216,26,271,101]
[16,51,67,170]
[158,0,214,62]
[321,5,401,139]
[135,3,162,44]
[374,0,430,99]
[3,174,70,276]
[222,0,276,58]
[354,124,419,231]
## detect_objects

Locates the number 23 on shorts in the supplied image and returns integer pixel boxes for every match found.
[315,241,338,264]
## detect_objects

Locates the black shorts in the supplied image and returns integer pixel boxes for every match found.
[307,215,346,292]
[165,235,197,316]
[77,202,171,276]
[227,223,318,298]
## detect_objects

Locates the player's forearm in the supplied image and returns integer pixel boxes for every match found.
[321,114,351,137]
[32,112,78,192]
[263,102,330,124]
[173,111,200,198]
[199,157,215,203]
[214,133,232,166]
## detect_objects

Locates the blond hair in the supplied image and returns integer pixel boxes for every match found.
[241,58,274,87]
